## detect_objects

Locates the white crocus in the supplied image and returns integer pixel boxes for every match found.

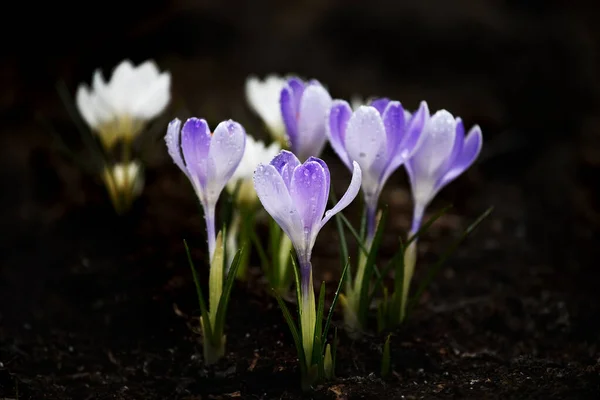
[227,134,281,207]
[245,75,287,146]
[76,59,171,150]
[101,160,144,214]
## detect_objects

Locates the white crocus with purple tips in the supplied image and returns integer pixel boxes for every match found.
[405,109,483,234]
[327,98,429,242]
[254,150,361,368]
[396,108,483,323]
[280,78,333,161]
[165,117,246,260]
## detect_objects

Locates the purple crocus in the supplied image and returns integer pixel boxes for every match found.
[165,117,246,260]
[327,98,429,241]
[280,78,333,161]
[254,150,361,366]
[405,109,483,234]
[254,150,361,290]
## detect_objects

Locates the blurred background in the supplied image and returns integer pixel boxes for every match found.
[1,0,599,331]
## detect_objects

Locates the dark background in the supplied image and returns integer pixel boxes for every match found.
[1,1,599,398]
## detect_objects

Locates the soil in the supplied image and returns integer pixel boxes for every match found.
[1,1,600,399]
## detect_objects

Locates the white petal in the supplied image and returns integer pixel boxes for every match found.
[254,163,304,246]
[344,106,387,197]
[131,71,171,119]
[164,119,188,176]
[319,161,362,230]
[411,110,457,179]
[75,85,98,129]
[245,75,286,134]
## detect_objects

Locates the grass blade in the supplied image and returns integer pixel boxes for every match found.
[184,239,212,338]
[214,248,243,338]
[321,260,349,352]
[407,206,493,314]
[273,289,306,370]
[381,334,391,378]
[357,206,388,323]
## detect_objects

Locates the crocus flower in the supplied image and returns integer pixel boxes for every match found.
[405,109,483,233]
[226,134,281,207]
[327,98,429,240]
[165,117,246,260]
[101,160,144,214]
[254,150,361,365]
[77,59,171,150]
[245,75,288,146]
[280,78,332,161]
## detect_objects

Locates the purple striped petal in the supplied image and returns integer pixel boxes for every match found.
[181,118,211,188]
[280,85,298,148]
[165,119,187,176]
[382,101,406,160]
[290,160,330,241]
[270,149,300,190]
[319,161,362,230]
[254,163,303,246]
[327,100,353,170]
[440,125,483,187]
[369,98,391,115]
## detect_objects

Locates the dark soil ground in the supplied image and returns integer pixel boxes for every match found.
[1,1,600,399]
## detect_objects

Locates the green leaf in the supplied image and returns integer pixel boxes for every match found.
[290,252,303,308]
[314,282,326,340]
[407,206,493,315]
[381,334,392,378]
[183,239,212,338]
[321,260,349,353]
[250,229,270,276]
[208,231,225,328]
[357,206,388,324]
[329,188,351,284]
[273,288,306,372]
[213,247,243,339]
[338,212,369,256]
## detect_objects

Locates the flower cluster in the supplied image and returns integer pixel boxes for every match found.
[64,65,485,389]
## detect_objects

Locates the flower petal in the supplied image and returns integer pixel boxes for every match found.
[280,84,299,148]
[369,98,391,115]
[254,163,303,246]
[132,71,171,120]
[344,106,387,198]
[296,83,332,160]
[382,101,406,159]
[320,161,362,230]
[181,118,212,188]
[410,109,457,181]
[440,124,483,186]
[290,160,330,241]
[270,150,301,190]
[206,119,246,200]
[164,118,188,176]
[245,75,286,132]
[327,100,353,170]
[75,85,97,128]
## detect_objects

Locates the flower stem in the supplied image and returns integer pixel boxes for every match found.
[298,257,315,369]
[398,204,425,322]
[204,203,217,261]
